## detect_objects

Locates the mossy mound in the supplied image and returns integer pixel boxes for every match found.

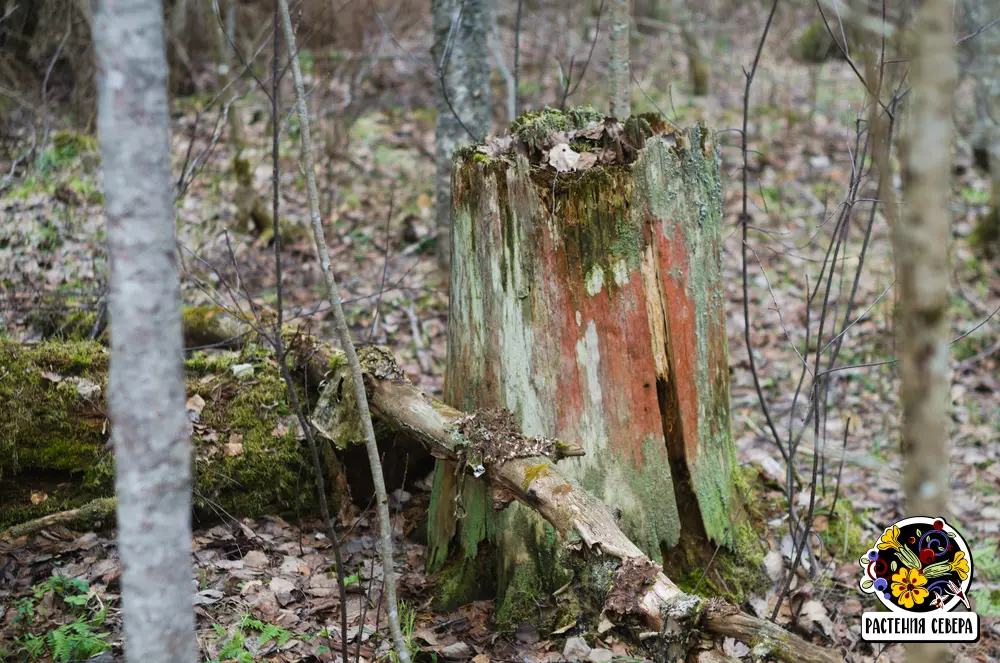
[0,340,113,528]
[791,19,846,64]
[462,106,675,170]
[508,105,605,151]
[0,340,329,530]
[185,342,320,518]
[0,340,110,478]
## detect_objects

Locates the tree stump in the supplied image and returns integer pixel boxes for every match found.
[430,110,757,622]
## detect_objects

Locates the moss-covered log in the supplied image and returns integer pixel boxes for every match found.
[0,337,347,529]
[432,109,759,622]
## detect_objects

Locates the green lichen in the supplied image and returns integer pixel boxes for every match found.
[579,437,681,563]
[523,463,552,491]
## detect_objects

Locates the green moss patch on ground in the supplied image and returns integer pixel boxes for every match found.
[1,340,327,529]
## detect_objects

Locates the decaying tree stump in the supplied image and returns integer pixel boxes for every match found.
[431,108,758,622]
[321,346,839,663]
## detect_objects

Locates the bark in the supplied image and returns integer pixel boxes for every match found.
[431,0,492,271]
[93,0,197,659]
[964,0,1000,252]
[898,0,955,534]
[898,3,955,662]
[607,0,631,117]
[432,115,752,622]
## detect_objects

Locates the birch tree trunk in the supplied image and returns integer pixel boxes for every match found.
[94,0,196,661]
[964,0,1000,253]
[898,2,955,661]
[608,0,631,117]
[431,0,492,271]
[429,111,757,625]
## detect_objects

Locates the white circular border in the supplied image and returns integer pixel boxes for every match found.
[863,516,974,613]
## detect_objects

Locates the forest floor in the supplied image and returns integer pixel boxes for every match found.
[2,3,999,662]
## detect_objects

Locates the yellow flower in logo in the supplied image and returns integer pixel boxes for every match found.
[878,525,902,551]
[949,551,969,581]
[891,567,929,609]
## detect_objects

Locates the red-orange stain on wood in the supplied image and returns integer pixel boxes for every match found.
[533,213,665,470]
[654,218,700,463]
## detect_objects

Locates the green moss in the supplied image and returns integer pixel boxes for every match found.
[67,177,104,205]
[662,465,768,605]
[820,498,870,562]
[50,130,99,163]
[26,294,104,342]
[2,340,324,529]
[495,509,572,630]
[509,105,604,151]
[530,165,642,295]
[183,344,315,517]
[0,340,110,480]
[181,305,231,341]
[433,547,497,611]
[970,204,1000,257]
[792,18,840,64]
[495,562,544,628]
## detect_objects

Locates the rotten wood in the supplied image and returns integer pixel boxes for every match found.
[318,345,839,663]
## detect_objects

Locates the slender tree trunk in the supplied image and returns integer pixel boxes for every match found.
[964,0,1000,252]
[897,2,955,661]
[607,0,631,116]
[431,0,492,271]
[669,0,709,96]
[94,0,196,660]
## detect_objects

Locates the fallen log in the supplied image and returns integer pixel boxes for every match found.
[313,343,842,663]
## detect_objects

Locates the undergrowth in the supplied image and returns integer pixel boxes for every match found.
[3,575,112,662]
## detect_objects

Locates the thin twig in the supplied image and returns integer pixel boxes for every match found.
[740,0,788,464]
[265,8,350,662]
[559,0,606,109]
[275,2,411,661]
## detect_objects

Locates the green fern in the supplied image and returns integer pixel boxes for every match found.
[47,620,111,662]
